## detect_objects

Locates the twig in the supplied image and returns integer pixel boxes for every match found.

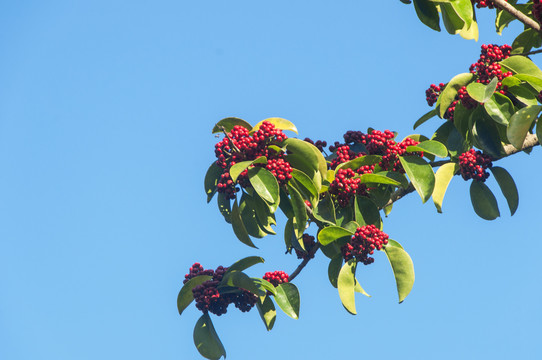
[493,0,541,33]
[288,243,320,282]
[511,48,542,57]
[220,125,241,153]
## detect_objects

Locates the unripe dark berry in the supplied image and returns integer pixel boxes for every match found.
[295,233,316,260]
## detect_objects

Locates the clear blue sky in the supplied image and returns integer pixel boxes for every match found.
[1,2,540,359]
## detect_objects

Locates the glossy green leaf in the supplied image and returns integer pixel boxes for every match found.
[229,156,267,183]
[204,162,222,203]
[335,155,382,173]
[212,117,252,134]
[354,196,381,227]
[328,254,343,288]
[399,156,435,203]
[256,295,276,331]
[537,120,542,146]
[251,117,298,134]
[284,217,295,250]
[514,74,542,92]
[490,166,519,216]
[220,271,264,297]
[337,259,357,315]
[231,200,257,248]
[358,174,401,186]
[511,28,542,55]
[484,92,514,126]
[251,278,277,296]
[413,0,441,31]
[284,138,327,191]
[507,105,541,149]
[287,184,308,239]
[248,166,279,204]
[438,73,474,118]
[353,277,370,297]
[290,169,318,205]
[440,2,465,35]
[193,313,226,360]
[318,226,354,246]
[384,239,415,303]
[226,256,264,275]
[406,140,448,158]
[279,189,294,218]
[252,193,276,234]
[383,203,393,217]
[500,56,542,79]
[473,117,504,158]
[335,201,354,226]
[313,194,336,225]
[239,195,268,238]
[274,283,300,320]
[413,108,438,130]
[177,275,213,316]
[376,171,409,189]
[432,162,459,213]
[507,84,538,106]
[466,77,497,103]
[470,181,500,220]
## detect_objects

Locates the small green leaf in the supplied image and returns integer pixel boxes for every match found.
[514,74,542,92]
[440,2,465,35]
[376,171,409,189]
[231,200,257,248]
[251,117,298,134]
[432,162,459,213]
[511,28,542,55]
[220,271,264,296]
[318,226,354,246]
[229,157,267,183]
[226,256,265,274]
[358,174,401,186]
[274,283,300,319]
[284,138,327,191]
[248,166,279,204]
[204,162,223,203]
[337,259,358,315]
[177,275,213,316]
[466,77,497,103]
[335,204,354,227]
[384,240,415,303]
[212,117,252,134]
[354,196,381,227]
[313,194,336,225]
[490,166,519,216]
[287,184,308,239]
[383,203,393,217]
[251,278,277,296]
[284,217,295,250]
[256,296,276,331]
[470,181,500,220]
[537,120,542,145]
[413,108,438,130]
[353,277,370,297]
[438,73,474,118]
[500,56,542,79]
[217,193,232,224]
[473,117,504,158]
[406,140,448,158]
[335,155,382,173]
[413,0,441,31]
[484,92,514,126]
[507,105,541,149]
[328,254,343,288]
[399,156,435,203]
[193,313,226,360]
[290,169,318,205]
[239,194,268,238]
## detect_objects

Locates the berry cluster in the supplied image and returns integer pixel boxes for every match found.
[425,83,445,107]
[304,137,328,152]
[458,149,493,182]
[329,145,362,170]
[329,168,369,207]
[214,121,292,199]
[341,225,389,265]
[263,271,289,287]
[185,263,258,316]
[295,233,317,260]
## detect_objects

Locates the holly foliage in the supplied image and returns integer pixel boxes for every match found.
[180,1,541,358]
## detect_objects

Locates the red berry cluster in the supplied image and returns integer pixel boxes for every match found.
[341,225,389,265]
[471,0,506,9]
[535,0,542,24]
[362,130,421,172]
[295,233,316,260]
[426,83,445,106]
[329,168,369,207]
[263,271,289,287]
[185,263,257,316]
[214,121,292,199]
[329,145,362,170]
[458,149,493,182]
[304,137,328,152]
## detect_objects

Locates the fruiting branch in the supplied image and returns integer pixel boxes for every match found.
[493,0,542,33]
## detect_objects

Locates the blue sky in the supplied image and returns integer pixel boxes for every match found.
[1,1,541,359]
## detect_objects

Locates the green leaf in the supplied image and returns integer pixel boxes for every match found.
[399,156,435,203]
[507,105,541,149]
[212,117,252,134]
[287,183,308,239]
[490,166,519,216]
[204,162,223,203]
[383,203,393,217]
[432,162,459,213]
[193,313,226,360]
[217,193,232,224]
[440,2,465,35]
[500,56,542,79]
[229,157,267,183]
[484,92,514,126]
[473,117,504,158]
[354,196,381,227]
[220,271,264,296]
[413,0,441,31]
[226,256,265,274]
[376,171,409,189]
[252,193,277,234]
[318,226,354,246]
[251,117,298,134]
[284,217,295,250]
[384,240,415,303]
[239,194,268,238]
[256,296,276,331]
[328,254,343,288]
[284,138,327,191]
[358,173,401,186]
[279,188,294,218]
[467,77,498,103]
[514,74,542,92]
[337,259,358,315]
[335,155,382,173]
[248,166,279,204]
[537,120,542,146]
[511,28,542,55]
[335,203,354,226]
[470,181,500,220]
[290,169,318,205]
[446,125,469,158]
[406,140,448,158]
[274,283,300,319]
[353,276,370,297]
[313,194,336,225]
[231,199,257,248]
[177,275,213,316]
[413,108,438,130]
[438,73,474,118]
[251,278,277,296]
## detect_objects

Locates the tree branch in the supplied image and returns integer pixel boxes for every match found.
[288,242,320,282]
[493,0,541,33]
[511,48,542,57]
